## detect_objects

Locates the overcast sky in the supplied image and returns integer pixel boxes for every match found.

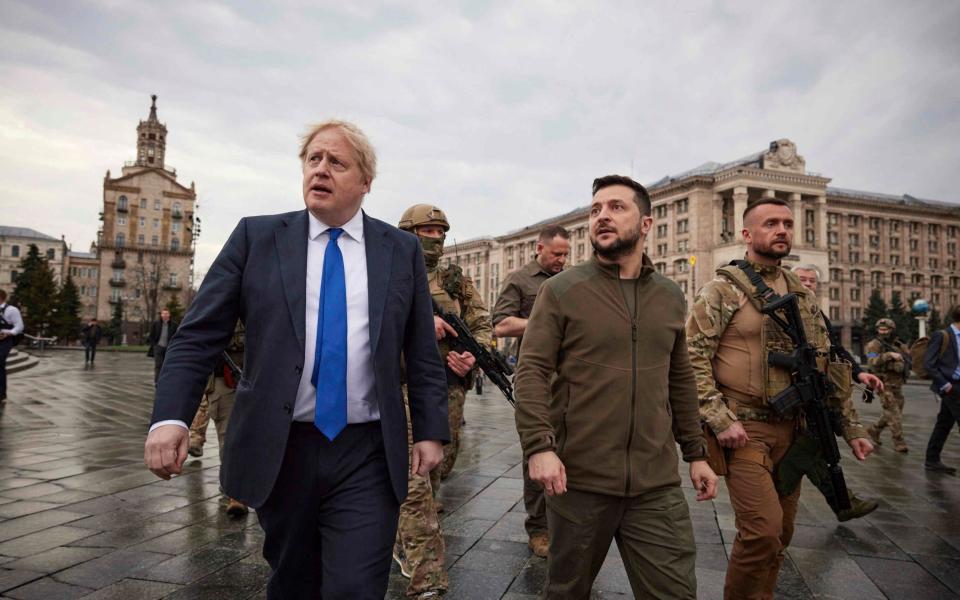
[2,0,959,278]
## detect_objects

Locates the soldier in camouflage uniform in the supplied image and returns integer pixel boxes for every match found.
[186,322,248,516]
[687,199,872,598]
[866,318,912,453]
[393,204,491,599]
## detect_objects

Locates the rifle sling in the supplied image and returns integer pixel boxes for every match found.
[729,260,783,306]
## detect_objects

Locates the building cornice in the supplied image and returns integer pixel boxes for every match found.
[105,184,141,194]
[713,166,832,189]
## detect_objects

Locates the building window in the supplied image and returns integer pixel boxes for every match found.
[153,219,159,229]
[911,273,924,285]
[889,237,900,249]
[909,239,919,251]
[656,224,668,238]
[655,205,668,218]
[138,234,145,245]
[676,199,688,214]
[828,232,838,245]
[948,259,957,271]
[910,222,920,234]
[892,273,904,285]
[929,258,938,269]
[805,210,815,226]
[928,223,940,236]
[870,254,880,265]
[828,213,839,226]
[849,251,860,263]
[910,256,919,268]
[140,198,147,209]
[805,230,815,243]
[171,238,180,250]
[154,199,161,210]
[851,307,861,321]
[848,233,860,246]
[829,287,840,300]
[869,235,879,248]
[11,245,19,258]
[674,259,689,274]
[891,254,900,266]
[890,221,900,233]
[152,235,159,246]
[655,262,666,274]
[139,217,146,228]
[869,217,881,230]
[830,306,840,321]
[871,271,883,286]
[172,222,181,233]
[848,215,860,227]
[117,216,127,225]
[10,270,18,283]
[676,239,689,253]
[677,219,689,234]
[115,233,125,247]
[928,240,939,252]
[850,288,861,301]
[46,248,55,260]
[829,250,839,263]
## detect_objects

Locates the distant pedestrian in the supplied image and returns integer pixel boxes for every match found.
[923,304,960,475]
[866,319,911,452]
[0,289,25,403]
[81,318,103,366]
[147,309,178,383]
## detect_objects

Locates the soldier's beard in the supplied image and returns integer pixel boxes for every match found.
[753,239,792,260]
[591,227,641,261]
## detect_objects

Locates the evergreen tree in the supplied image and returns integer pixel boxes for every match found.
[165,294,185,323]
[863,289,888,333]
[928,308,943,333]
[9,244,58,337]
[54,275,82,342]
[888,291,912,342]
[107,298,124,345]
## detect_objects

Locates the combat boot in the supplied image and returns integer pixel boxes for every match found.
[225,498,248,517]
[867,425,882,446]
[893,438,908,453]
[836,493,879,522]
[188,442,203,457]
[528,533,549,558]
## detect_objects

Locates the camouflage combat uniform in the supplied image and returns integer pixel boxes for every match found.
[866,335,911,451]
[395,387,448,597]
[427,264,492,492]
[687,260,865,599]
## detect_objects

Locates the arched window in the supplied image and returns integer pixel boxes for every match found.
[118,195,128,211]
[115,233,125,247]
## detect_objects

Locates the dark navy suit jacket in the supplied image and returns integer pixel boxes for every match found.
[151,209,449,508]
[925,327,959,395]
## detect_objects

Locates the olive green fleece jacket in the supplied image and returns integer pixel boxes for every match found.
[514,256,707,498]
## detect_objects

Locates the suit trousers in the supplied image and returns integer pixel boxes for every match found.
[724,419,801,600]
[256,421,400,600]
[926,386,960,463]
[0,337,12,398]
[544,485,696,599]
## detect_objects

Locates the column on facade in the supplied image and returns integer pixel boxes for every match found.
[762,189,776,199]
[789,192,802,244]
[732,187,749,239]
[815,194,827,250]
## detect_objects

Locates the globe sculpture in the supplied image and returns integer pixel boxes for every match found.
[912,298,931,315]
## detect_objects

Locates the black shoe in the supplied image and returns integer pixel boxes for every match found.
[925,461,957,474]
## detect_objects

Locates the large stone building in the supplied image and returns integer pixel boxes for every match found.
[95,96,197,341]
[0,227,67,290]
[65,250,100,320]
[445,139,960,355]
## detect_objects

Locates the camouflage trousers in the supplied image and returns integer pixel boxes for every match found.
[873,383,905,441]
[430,385,466,494]
[189,377,236,462]
[396,392,448,596]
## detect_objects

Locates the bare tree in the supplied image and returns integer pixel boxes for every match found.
[128,253,171,331]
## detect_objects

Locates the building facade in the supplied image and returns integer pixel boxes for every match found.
[65,250,100,320]
[445,139,960,355]
[0,227,67,290]
[95,96,197,341]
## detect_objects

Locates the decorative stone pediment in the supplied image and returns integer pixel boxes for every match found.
[762,139,805,172]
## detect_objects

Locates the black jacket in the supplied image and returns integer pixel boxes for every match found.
[148,319,179,348]
[925,328,959,394]
[82,324,103,345]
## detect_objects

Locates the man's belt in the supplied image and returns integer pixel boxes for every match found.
[719,386,799,423]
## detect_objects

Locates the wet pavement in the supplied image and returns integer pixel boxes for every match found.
[0,350,958,599]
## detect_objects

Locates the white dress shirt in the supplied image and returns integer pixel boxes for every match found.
[0,303,24,336]
[294,209,378,423]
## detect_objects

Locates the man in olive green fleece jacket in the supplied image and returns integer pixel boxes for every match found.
[515,174,718,599]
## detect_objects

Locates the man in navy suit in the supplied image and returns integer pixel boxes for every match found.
[144,120,450,599]
[924,304,960,475]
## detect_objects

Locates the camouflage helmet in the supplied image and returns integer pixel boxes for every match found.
[398,204,449,233]
[875,318,896,330]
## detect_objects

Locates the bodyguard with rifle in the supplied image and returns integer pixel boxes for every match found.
[687,198,873,599]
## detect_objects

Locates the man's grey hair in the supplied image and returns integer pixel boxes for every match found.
[791,264,822,279]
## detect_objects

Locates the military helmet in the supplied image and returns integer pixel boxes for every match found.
[398,204,449,232]
[875,318,896,330]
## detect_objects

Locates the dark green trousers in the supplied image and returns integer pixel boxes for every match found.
[544,485,696,599]
[775,434,842,513]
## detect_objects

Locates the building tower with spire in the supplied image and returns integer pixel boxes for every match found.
[93,95,198,342]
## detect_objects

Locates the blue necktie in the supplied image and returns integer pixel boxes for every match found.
[312,228,348,440]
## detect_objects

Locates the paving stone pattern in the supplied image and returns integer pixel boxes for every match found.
[1,351,958,598]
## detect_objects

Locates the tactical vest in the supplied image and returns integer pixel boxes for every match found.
[716,264,831,408]
[430,264,469,357]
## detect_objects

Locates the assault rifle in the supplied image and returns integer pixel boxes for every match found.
[762,293,852,512]
[432,300,516,407]
[222,351,242,383]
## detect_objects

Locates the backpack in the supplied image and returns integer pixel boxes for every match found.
[909,330,950,378]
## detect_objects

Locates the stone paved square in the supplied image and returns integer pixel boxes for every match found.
[1,350,959,598]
